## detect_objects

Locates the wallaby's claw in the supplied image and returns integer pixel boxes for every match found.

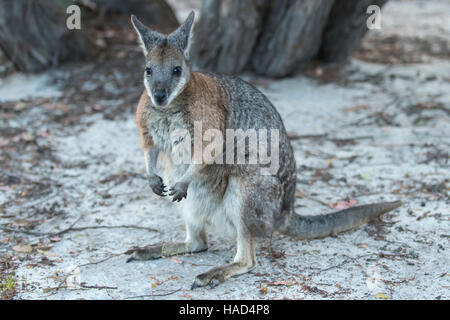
[170,190,187,202]
[152,185,167,196]
[169,182,188,202]
[190,282,199,290]
[148,174,166,197]
[190,271,224,290]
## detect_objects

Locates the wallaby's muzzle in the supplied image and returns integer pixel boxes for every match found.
[153,90,167,106]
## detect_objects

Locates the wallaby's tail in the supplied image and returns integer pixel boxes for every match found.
[280,201,402,239]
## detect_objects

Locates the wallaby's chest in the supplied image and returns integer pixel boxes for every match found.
[146,110,189,155]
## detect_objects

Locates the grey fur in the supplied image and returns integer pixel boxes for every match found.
[132,13,194,107]
[130,15,165,54]
[167,11,195,59]
[278,201,402,239]
[128,13,402,289]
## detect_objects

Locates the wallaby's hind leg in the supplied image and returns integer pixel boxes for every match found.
[191,229,256,289]
[189,175,278,289]
[126,219,208,262]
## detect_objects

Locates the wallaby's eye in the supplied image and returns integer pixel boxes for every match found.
[145,67,152,76]
[173,66,182,76]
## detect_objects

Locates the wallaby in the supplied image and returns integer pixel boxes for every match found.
[127,12,402,289]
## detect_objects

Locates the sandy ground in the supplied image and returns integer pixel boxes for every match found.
[0,0,449,300]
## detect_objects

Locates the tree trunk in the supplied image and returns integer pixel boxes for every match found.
[194,0,334,77]
[193,0,389,78]
[319,0,388,63]
[0,0,91,73]
[193,0,267,75]
[80,0,179,33]
[125,0,179,33]
[250,0,334,77]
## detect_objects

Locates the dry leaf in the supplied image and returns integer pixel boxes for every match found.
[287,131,298,139]
[329,199,357,210]
[267,278,297,286]
[37,249,59,257]
[344,105,369,113]
[259,285,268,294]
[168,257,184,264]
[375,293,388,299]
[14,102,27,111]
[295,188,305,198]
[43,103,72,113]
[13,244,33,253]
[0,138,10,147]
[13,219,30,227]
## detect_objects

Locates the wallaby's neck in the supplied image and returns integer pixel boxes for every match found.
[176,70,200,102]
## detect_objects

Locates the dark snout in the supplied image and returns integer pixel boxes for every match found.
[153,90,167,106]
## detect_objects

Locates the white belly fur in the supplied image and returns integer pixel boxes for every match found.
[157,145,242,239]
[180,176,242,240]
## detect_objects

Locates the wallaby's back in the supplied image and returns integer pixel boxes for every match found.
[209,72,401,239]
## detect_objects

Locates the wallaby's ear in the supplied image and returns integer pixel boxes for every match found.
[168,11,195,60]
[131,15,164,55]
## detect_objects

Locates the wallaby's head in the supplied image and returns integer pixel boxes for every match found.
[131,12,195,107]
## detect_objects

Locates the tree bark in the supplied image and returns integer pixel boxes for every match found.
[80,0,179,33]
[193,0,389,78]
[194,0,335,77]
[0,0,91,73]
[250,0,334,77]
[193,0,267,75]
[319,0,388,63]
[125,0,179,33]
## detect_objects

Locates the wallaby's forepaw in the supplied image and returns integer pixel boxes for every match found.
[169,182,188,202]
[148,174,167,197]
[125,244,163,262]
[190,269,225,290]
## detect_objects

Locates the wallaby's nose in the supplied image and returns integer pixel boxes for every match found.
[154,91,166,105]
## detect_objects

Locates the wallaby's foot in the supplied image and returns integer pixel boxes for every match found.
[190,230,257,289]
[126,244,165,262]
[191,262,255,289]
[148,174,167,197]
[126,242,207,263]
[169,182,188,202]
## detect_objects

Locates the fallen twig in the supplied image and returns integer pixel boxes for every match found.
[41,283,118,298]
[39,253,123,298]
[123,288,182,299]
[288,133,328,141]
[0,221,159,237]
[55,224,160,235]
[295,188,329,207]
